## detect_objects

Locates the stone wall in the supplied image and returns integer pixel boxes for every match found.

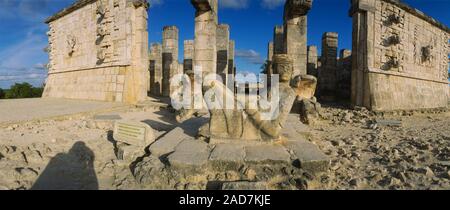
[350,0,449,111]
[43,0,149,104]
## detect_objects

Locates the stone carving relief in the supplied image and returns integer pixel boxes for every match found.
[441,33,450,81]
[379,2,405,72]
[96,1,106,16]
[66,34,77,56]
[95,0,111,64]
[421,45,433,64]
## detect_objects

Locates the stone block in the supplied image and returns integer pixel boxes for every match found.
[209,143,245,162]
[244,144,291,163]
[149,127,193,157]
[116,143,146,163]
[168,139,210,167]
[113,121,155,147]
[284,140,329,173]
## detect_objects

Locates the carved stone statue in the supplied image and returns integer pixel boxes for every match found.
[177,54,300,141]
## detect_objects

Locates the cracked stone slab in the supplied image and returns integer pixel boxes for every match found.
[209,143,245,162]
[284,140,329,173]
[168,139,210,167]
[244,144,291,163]
[149,127,193,157]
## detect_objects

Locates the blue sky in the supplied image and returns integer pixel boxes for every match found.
[0,0,449,89]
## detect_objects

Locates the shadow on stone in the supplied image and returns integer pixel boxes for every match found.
[31,142,98,190]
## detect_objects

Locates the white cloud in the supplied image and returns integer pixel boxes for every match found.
[0,27,48,88]
[149,0,164,7]
[0,0,54,22]
[219,0,250,9]
[236,49,265,65]
[260,0,285,10]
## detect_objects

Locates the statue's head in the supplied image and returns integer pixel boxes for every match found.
[273,54,293,82]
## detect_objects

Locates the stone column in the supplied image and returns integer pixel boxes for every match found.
[191,0,218,75]
[350,0,376,108]
[149,43,162,96]
[307,45,318,77]
[318,32,338,101]
[273,25,284,55]
[267,42,274,62]
[127,0,149,103]
[217,24,230,84]
[183,40,194,73]
[283,0,313,77]
[228,40,235,76]
[337,49,352,100]
[266,42,274,89]
[162,26,179,97]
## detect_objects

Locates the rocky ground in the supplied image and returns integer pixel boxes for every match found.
[309,105,450,190]
[0,103,449,190]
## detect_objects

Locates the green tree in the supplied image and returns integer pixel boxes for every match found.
[0,88,4,99]
[32,87,44,97]
[5,82,34,99]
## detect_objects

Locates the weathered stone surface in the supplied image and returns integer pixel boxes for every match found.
[192,0,218,75]
[113,121,155,147]
[228,40,235,76]
[318,32,338,101]
[295,98,322,125]
[168,139,210,167]
[217,24,230,84]
[307,45,318,77]
[336,49,352,100]
[245,144,291,163]
[351,0,449,111]
[201,54,298,141]
[283,0,313,76]
[149,127,192,157]
[285,140,329,173]
[293,74,317,100]
[149,43,163,95]
[116,144,145,162]
[273,25,284,55]
[209,143,245,162]
[162,26,180,97]
[183,40,194,73]
[43,0,149,104]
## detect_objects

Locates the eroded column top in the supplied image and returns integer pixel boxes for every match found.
[191,0,218,12]
[284,0,313,19]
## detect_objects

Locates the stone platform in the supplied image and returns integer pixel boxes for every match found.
[134,116,329,190]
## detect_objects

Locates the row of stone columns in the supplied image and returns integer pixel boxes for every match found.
[306,32,352,102]
[149,0,236,97]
